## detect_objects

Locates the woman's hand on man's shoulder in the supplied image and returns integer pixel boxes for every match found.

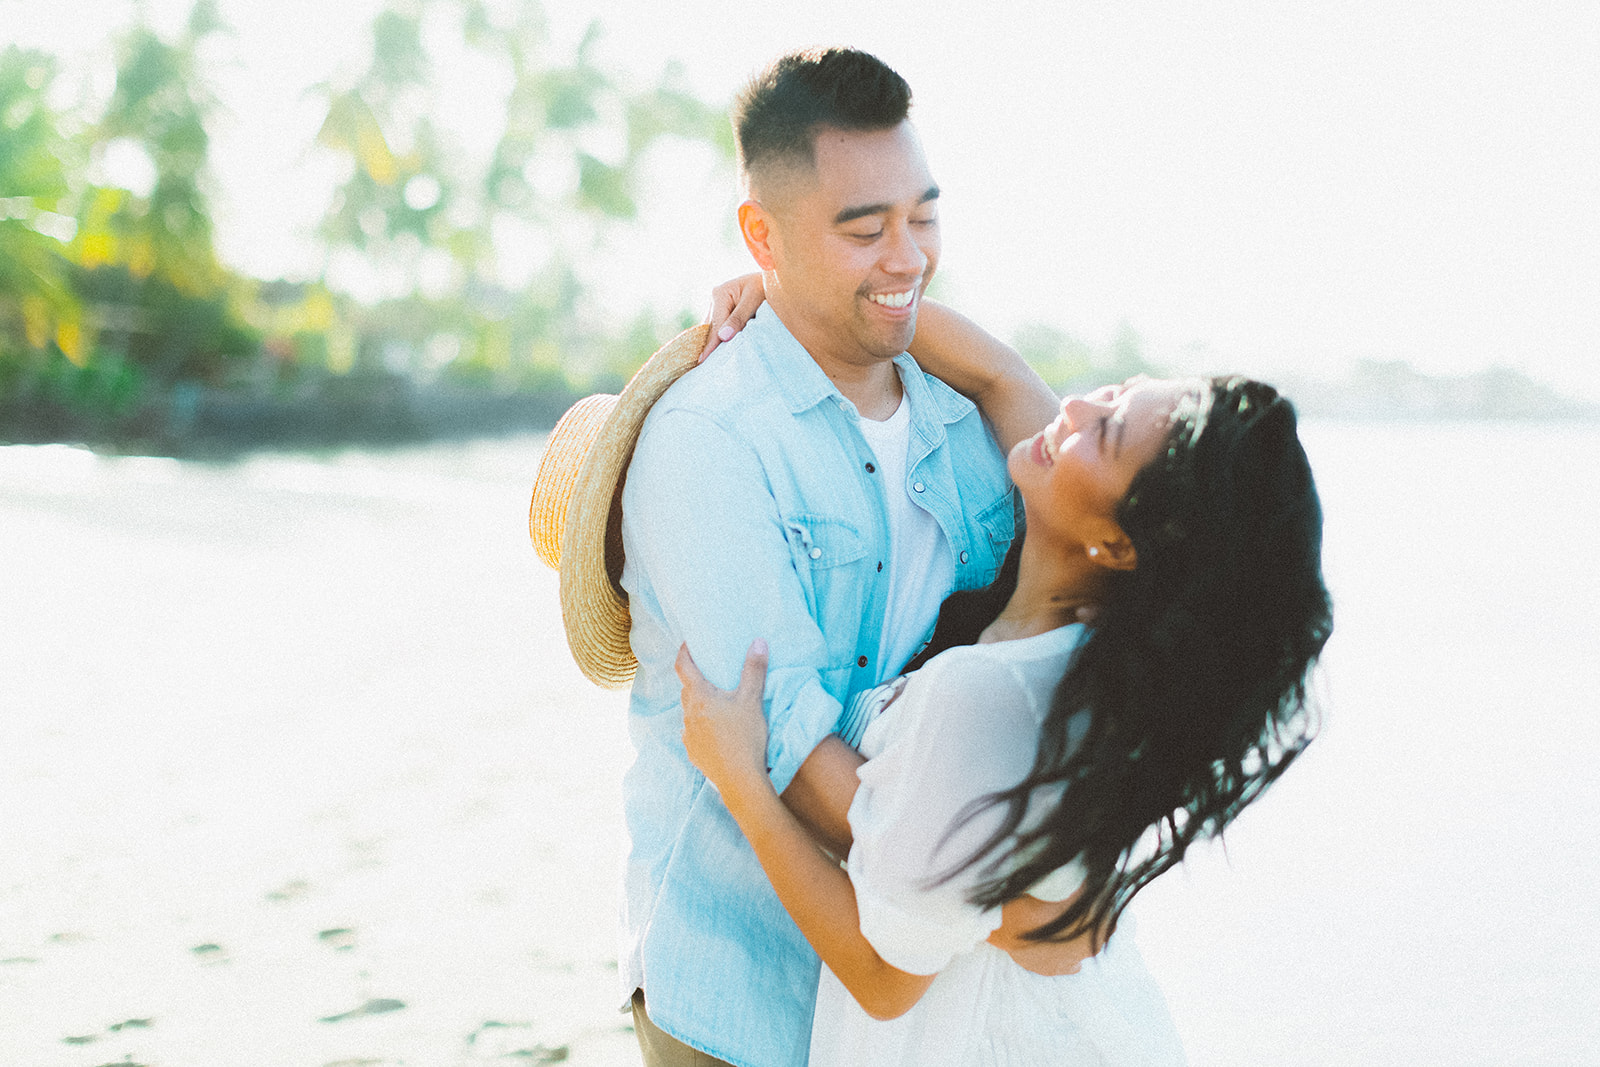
[700,273,766,361]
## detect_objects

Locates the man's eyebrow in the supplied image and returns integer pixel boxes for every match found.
[832,185,940,225]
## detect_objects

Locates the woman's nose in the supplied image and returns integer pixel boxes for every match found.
[1060,395,1103,431]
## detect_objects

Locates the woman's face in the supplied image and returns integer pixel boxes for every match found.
[1009,376,1199,545]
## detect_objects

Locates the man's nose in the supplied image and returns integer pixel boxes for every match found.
[880,221,927,277]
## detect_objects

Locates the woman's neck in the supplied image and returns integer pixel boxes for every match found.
[978,534,1108,644]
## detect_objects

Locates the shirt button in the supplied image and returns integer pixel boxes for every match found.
[959,550,970,564]
[865,462,875,473]
[912,481,925,493]
[857,656,868,667]
[809,547,822,560]
[877,561,883,572]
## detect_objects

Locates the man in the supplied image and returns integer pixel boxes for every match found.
[618,49,1054,1067]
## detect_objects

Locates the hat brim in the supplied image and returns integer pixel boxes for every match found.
[556,323,709,688]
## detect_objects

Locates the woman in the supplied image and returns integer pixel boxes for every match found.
[678,301,1332,1065]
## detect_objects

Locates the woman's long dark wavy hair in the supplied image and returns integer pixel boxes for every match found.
[915,376,1333,942]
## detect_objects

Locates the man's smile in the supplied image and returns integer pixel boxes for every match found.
[867,289,917,310]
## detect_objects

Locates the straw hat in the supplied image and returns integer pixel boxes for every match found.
[530,323,710,688]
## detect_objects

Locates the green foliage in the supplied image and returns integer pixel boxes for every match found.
[1105,321,1155,381]
[625,61,736,159]
[32,343,144,415]
[0,5,262,418]
[311,0,733,389]
[4,0,735,441]
[370,8,430,89]
[0,49,71,201]
[0,47,83,370]
[1013,319,1159,392]
[576,153,633,217]
[1013,323,1092,389]
[87,9,227,294]
[75,263,257,384]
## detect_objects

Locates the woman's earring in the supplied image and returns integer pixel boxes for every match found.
[1087,546,1101,559]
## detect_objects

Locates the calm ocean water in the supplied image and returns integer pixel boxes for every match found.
[1,421,1596,1065]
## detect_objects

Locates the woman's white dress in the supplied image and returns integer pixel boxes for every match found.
[807,625,1188,1067]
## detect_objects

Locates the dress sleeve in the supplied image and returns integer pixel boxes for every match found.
[844,649,1044,975]
[624,405,842,793]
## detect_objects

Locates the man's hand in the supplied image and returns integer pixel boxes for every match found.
[700,272,766,361]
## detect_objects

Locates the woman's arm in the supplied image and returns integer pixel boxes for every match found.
[678,642,935,1020]
[907,300,1059,454]
[786,735,1105,975]
[701,277,1057,453]
[987,890,1106,975]
[780,736,864,860]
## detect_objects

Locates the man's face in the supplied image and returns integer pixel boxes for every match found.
[756,122,941,368]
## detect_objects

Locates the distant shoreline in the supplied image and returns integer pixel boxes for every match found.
[3,371,1595,457]
[0,379,582,457]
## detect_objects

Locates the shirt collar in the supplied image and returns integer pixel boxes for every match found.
[742,307,843,416]
[895,351,978,426]
[744,305,978,426]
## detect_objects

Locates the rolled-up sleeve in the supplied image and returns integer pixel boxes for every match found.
[624,405,842,793]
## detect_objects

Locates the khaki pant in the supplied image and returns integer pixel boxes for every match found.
[631,989,737,1067]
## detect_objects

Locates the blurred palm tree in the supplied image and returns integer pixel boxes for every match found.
[76,0,226,292]
[4,0,731,441]
[0,48,83,371]
[313,0,732,387]
[65,0,256,396]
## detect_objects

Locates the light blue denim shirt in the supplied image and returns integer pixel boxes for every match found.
[618,306,1016,1067]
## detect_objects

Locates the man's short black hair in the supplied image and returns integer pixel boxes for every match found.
[733,48,913,185]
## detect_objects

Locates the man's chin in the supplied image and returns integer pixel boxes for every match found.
[868,318,918,359]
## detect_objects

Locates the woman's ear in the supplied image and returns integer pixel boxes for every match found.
[1089,530,1138,571]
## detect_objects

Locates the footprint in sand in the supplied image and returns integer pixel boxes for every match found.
[62,1018,153,1047]
[319,998,406,1023]
[318,927,359,951]
[466,1021,570,1062]
[266,879,311,902]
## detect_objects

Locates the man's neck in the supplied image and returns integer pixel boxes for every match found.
[824,358,903,421]
[766,298,904,420]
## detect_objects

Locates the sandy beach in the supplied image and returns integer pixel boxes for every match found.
[4,424,1598,1066]
[1,440,640,1066]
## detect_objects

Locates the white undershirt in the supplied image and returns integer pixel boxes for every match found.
[855,393,953,676]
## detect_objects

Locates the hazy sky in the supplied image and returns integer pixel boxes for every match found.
[7,0,1599,398]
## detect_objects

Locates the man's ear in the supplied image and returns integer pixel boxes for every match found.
[738,200,777,270]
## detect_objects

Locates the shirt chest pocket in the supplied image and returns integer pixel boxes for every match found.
[963,490,1018,589]
[783,514,869,661]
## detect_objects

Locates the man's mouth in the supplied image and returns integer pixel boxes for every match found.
[868,290,916,310]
